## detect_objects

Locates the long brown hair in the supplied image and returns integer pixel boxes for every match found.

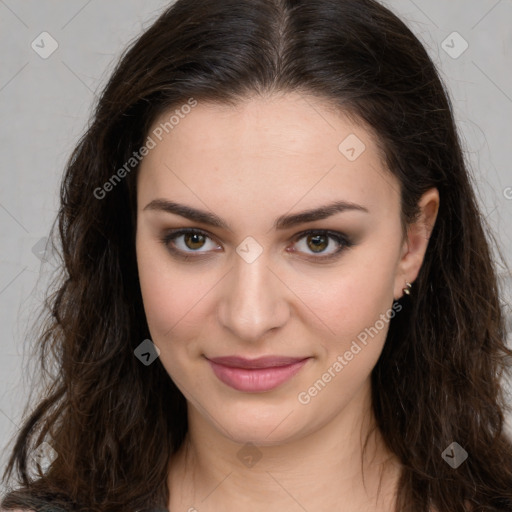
[2,0,512,511]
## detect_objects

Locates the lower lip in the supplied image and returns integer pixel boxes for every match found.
[207,359,310,392]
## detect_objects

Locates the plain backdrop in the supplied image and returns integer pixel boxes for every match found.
[1,0,511,495]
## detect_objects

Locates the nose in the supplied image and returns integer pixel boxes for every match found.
[217,249,290,343]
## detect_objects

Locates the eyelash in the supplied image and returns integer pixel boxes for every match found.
[159,228,354,262]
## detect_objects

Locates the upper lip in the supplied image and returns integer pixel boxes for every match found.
[207,355,309,369]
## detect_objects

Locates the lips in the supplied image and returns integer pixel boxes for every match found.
[208,355,308,369]
[206,355,310,392]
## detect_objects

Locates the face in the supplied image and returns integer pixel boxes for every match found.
[135,92,425,446]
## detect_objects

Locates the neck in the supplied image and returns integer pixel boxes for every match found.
[167,379,402,512]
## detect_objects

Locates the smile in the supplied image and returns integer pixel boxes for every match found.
[206,356,311,392]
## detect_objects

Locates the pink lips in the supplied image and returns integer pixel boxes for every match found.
[206,355,310,392]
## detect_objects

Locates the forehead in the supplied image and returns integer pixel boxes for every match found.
[137,93,400,221]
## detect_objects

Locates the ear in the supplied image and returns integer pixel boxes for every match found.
[394,188,439,300]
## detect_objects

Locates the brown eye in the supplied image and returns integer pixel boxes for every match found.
[161,229,220,256]
[161,228,353,262]
[183,232,207,250]
[292,230,352,259]
[306,234,329,253]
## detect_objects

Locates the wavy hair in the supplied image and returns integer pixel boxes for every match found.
[2,0,512,510]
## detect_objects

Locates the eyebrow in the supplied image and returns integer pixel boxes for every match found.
[143,199,369,230]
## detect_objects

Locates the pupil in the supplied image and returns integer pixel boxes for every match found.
[308,234,327,253]
[186,233,205,250]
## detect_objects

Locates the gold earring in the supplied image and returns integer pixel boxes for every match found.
[403,281,412,295]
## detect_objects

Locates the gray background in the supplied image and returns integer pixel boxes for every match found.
[1,0,511,493]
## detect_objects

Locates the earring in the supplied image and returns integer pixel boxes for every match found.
[403,281,412,295]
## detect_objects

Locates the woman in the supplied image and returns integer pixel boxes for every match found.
[2,0,512,511]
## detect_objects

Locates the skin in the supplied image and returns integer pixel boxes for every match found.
[135,92,439,512]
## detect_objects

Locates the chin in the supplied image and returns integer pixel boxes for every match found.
[209,400,309,446]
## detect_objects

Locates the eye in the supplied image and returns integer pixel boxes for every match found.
[161,228,221,257]
[160,228,353,261]
[289,229,353,260]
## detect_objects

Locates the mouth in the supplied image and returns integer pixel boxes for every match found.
[205,355,311,392]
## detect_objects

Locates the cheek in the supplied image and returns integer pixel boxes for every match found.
[293,252,397,346]
[136,247,216,391]
[293,261,397,413]
[136,235,209,342]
